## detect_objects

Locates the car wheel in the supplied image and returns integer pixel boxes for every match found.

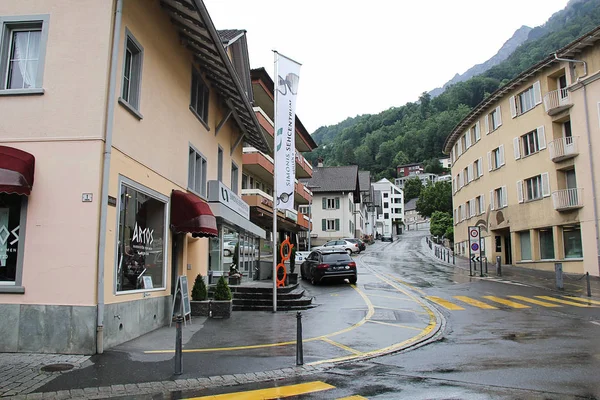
[349,276,357,284]
[310,275,318,285]
[346,249,352,256]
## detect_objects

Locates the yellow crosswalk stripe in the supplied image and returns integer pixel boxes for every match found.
[563,296,600,305]
[186,381,335,399]
[426,296,465,310]
[337,396,368,399]
[454,296,498,309]
[508,296,562,307]
[482,296,530,309]
[536,296,592,307]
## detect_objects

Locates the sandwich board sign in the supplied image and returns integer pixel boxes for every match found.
[170,275,191,327]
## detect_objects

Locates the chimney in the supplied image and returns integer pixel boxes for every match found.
[317,157,324,167]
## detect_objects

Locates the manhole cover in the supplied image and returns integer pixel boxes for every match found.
[41,363,74,372]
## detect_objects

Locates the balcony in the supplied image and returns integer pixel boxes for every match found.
[552,188,583,211]
[297,211,310,230]
[242,147,274,182]
[543,89,572,115]
[295,152,313,178]
[294,180,312,204]
[548,136,579,162]
[241,188,274,213]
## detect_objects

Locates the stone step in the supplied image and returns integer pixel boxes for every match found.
[232,288,306,301]
[233,296,313,308]
[233,303,317,312]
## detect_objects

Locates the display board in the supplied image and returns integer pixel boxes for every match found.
[170,275,192,327]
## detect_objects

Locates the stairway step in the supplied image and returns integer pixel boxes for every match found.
[233,297,313,307]
[233,303,317,312]
[231,289,305,301]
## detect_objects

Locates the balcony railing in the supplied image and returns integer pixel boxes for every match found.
[548,136,579,162]
[552,188,583,211]
[543,88,572,115]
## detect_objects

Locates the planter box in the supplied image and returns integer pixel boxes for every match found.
[190,300,211,317]
[210,300,233,319]
[228,276,241,286]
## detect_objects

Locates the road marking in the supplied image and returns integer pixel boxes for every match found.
[368,293,418,302]
[185,381,335,399]
[563,296,600,306]
[536,296,593,307]
[320,337,363,355]
[482,296,530,309]
[337,396,368,400]
[508,296,562,307]
[454,296,498,309]
[591,321,600,327]
[372,305,429,315]
[367,320,424,331]
[426,296,465,310]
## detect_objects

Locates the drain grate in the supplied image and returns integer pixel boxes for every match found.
[41,363,74,372]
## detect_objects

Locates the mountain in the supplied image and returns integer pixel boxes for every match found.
[428,26,532,98]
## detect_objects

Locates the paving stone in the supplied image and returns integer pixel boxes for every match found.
[185,379,199,386]
[25,394,43,400]
[69,388,85,397]
[174,379,188,386]
[124,384,138,391]
[97,386,112,393]
[137,382,153,388]
[196,378,211,386]
[83,387,99,394]
[41,392,58,399]
[110,384,125,391]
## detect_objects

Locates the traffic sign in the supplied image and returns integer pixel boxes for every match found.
[471,243,479,252]
[470,255,480,263]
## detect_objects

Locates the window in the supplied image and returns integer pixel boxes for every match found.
[490,186,507,210]
[476,195,484,215]
[120,29,143,114]
[517,173,549,203]
[188,146,207,197]
[488,145,505,171]
[486,106,502,133]
[539,229,555,260]
[324,197,339,210]
[0,15,49,93]
[473,158,483,179]
[217,146,223,182]
[563,225,582,258]
[522,130,539,156]
[383,202,389,209]
[519,231,532,261]
[0,193,27,292]
[241,174,248,190]
[383,193,389,198]
[472,122,481,143]
[323,219,339,231]
[190,66,209,124]
[384,213,389,219]
[116,179,168,293]
[514,126,546,160]
[231,163,239,194]
[510,82,541,117]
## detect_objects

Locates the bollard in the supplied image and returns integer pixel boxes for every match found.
[555,263,564,290]
[587,272,591,297]
[452,251,455,265]
[296,311,304,366]
[496,256,501,276]
[174,315,183,375]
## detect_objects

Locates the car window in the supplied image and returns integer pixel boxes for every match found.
[308,252,318,261]
[335,240,344,245]
[323,253,352,263]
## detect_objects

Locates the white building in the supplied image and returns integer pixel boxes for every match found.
[394,172,437,189]
[439,157,452,169]
[372,179,405,237]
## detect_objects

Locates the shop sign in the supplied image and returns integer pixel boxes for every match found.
[208,180,250,219]
[285,210,298,222]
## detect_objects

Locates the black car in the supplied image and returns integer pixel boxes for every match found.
[300,249,357,285]
[343,238,366,253]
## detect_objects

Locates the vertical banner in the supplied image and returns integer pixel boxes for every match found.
[274,53,301,211]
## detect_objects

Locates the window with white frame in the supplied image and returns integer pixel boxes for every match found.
[0,15,50,92]
[472,122,481,143]
[323,218,339,231]
[191,66,209,124]
[486,106,502,133]
[517,173,549,203]
[490,186,507,210]
[231,162,239,194]
[514,126,546,159]
[188,146,207,197]
[463,167,470,185]
[324,197,339,210]
[120,29,143,112]
[473,158,483,179]
[510,81,541,118]
[476,194,484,215]
[488,145,505,171]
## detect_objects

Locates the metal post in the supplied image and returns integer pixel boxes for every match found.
[555,263,564,290]
[496,256,501,276]
[296,311,304,366]
[174,315,183,375]
[586,272,591,297]
[452,251,455,265]
[485,257,488,275]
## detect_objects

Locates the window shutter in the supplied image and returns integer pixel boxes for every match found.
[465,132,472,148]
[322,219,326,231]
[487,151,492,171]
[468,164,473,183]
[541,172,550,197]
[454,208,458,224]
[510,96,517,118]
[513,137,521,160]
[470,199,475,217]
[335,197,340,209]
[496,106,502,127]
[478,157,483,177]
[475,121,481,141]
[458,142,463,156]
[452,177,456,193]
[485,115,490,134]
[335,218,340,231]
[501,186,508,207]
[516,180,524,203]
[533,81,542,105]
[490,190,495,210]
[499,145,505,167]
[537,125,546,150]
[480,194,485,214]
[322,198,327,209]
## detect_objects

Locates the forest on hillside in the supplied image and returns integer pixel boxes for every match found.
[305,0,600,181]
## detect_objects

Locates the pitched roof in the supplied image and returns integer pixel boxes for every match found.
[303,165,359,193]
[405,198,418,212]
[217,29,245,46]
[358,171,371,192]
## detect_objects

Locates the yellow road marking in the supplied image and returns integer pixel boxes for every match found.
[386,275,426,295]
[337,396,368,400]
[508,296,562,307]
[454,296,498,309]
[186,381,334,399]
[367,320,423,331]
[482,296,530,309]
[373,305,429,315]
[536,296,592,307]
[426,296,465,310]
[320,337,363,355]
[367,293,417,302]
[563,296,600,305]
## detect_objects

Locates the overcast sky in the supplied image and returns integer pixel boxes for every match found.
[204,0,569,133]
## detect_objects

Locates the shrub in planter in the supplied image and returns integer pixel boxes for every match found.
[212,275,233,319]
[190,274,210,317]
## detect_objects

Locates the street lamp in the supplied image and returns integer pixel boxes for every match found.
[305,184,320,251]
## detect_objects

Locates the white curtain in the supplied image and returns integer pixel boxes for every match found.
[10,30,40,89]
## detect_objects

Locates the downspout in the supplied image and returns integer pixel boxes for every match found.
[554,53,587,79]
[96,0,123,354]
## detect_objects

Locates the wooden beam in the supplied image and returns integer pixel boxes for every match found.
[215,108,232,137]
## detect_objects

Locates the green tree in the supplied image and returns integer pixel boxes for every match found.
[403,177,423,202]
[214,275,232,301]
[423,158,445,174]
[430,211,453,238]
[191,274,207,301]
[416,181,452,218]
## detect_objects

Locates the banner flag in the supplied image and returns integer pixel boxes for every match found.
[274,53,301,211]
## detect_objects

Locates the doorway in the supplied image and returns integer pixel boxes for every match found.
[503,233,512,265]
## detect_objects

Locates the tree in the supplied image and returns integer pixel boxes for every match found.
[416,181,452,218]
[430,211,453,239]
[191,274,207,301]
[403,177,423,202]
[424,158,445,174]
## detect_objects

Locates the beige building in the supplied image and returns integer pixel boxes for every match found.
[445,26,600,278]
[0,0,269,353]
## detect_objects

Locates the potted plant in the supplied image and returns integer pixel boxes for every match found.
[211,275,233,319]
[190,274,210,317]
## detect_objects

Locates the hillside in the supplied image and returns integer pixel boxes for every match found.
[307,0,600,181]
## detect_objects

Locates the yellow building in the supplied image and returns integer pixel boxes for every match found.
[0,0,269,353]
[444,26,600,278]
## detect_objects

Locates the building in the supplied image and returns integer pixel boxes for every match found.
[301,166,360,245]
[439,157,452,170]
[404,198,427,230]
[444,26,600,277]
[241,67,317,254]
[372,179,405,237]
[0,0,270,353]
[396,163,424,178]
[357,171,373,238]
[394,172,438,189]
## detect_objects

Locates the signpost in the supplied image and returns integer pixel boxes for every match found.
[468,226,483,277]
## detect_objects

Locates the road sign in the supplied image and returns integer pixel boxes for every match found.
[471,243,479,252]
[470,255,480,263]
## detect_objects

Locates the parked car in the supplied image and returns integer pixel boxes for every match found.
[223,240,258,257]
[312,239,360,255]
[343,238,366,253]
[381,235,393,242]
[300,249,357,285]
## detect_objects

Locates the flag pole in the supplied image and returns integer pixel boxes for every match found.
[272,50,279,313]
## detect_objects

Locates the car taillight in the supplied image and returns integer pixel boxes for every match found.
[348,262,356,268]
[317,263,330,269]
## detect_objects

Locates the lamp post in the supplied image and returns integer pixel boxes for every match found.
[305,185,320,251]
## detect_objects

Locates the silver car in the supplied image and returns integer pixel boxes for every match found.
[312,239,360,255]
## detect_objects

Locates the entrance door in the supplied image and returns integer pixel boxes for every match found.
[558,75,568,104]
[566,169,578,207]
[504,234,513,265]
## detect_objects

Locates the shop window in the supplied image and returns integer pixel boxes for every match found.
[519,231,531,261]
[188,146,207,197]
[563,225,583,259]
[116,179,168,293]
[0,194,26,290]
[539,229,555,260]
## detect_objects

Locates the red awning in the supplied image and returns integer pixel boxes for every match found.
[170,190,217,237]
[0,146,35,195]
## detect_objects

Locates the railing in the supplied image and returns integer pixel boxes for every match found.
[241,188,273,201]
[543,88,571,114]
[548,136,579,161]
[552,188,583,211]
[243,147,274,163]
